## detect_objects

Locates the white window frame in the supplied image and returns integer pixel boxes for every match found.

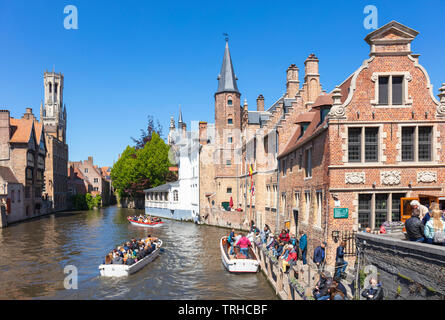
[371,72,413,108]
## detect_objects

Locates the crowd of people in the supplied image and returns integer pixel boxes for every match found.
[103,235,159,266]
[129,215,162,224]
[405,201,445,246]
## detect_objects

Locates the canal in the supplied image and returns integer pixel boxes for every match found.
[0,206,277,300]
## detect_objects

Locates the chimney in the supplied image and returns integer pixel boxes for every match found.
[304,54,321,103]
[256,95,265,111]
[88,156,93,164]
[199,121,208,145]
[0,110,11,150]
[22,108,35,120]
[286,64,299,98]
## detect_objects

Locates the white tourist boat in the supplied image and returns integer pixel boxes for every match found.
[220,236,259,273]
[127,217,165,228]
[99,240,163,277]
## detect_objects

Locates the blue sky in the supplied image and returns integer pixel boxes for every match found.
[0,0,444,167]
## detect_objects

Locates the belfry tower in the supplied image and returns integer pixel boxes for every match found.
[41,71,66,143]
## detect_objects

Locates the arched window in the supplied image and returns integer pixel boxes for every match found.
[227,96,233,106]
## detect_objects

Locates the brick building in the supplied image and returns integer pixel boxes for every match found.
[40,71,69,212]
[0,108,47,227]
[277,21,445,266]
[69,157,111,206]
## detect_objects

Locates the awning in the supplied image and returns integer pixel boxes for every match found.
[205,192,216,198]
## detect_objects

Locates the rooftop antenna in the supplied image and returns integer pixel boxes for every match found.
[223,33,229,42]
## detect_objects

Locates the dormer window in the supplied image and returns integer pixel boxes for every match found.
[299,122,310,138]
[319,106,331,123]
[371,72,412,107]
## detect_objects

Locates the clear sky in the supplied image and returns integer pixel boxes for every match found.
[1,0,444,167]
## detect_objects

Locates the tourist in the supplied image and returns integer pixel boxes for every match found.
[410,200,429,222]
[313,242,326,273]
[361,278,383,300]
[279,229,290,244]
[112,252,124,265]
[105,252,113,265]
[299,231,307,265]
[365,227,371,233]
[273,241,284,258]
[235,234,252,258]
[329,284,345,300]
[333,276,347,298]
[281,245,298,273]
[405,208,425,242]
[260,226,270,244]
[424,208,445,245]
[335,240,348,279]
[313,272,332,300]
[423,202,439,226]
[266,233,275,250]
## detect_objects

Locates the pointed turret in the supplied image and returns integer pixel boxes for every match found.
[178,105,184,127]
[216,40,239,94]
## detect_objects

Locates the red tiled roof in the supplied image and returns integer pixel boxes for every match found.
[312,93,333,109]
[295,112,317,124]
[10,118,33,144]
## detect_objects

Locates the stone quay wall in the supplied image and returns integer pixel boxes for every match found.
[356,233,445,300]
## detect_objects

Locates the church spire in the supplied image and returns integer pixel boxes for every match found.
[216,40,239,94]
[178,105,183,126]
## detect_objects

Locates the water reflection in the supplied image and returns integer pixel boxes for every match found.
[0,206,276,300]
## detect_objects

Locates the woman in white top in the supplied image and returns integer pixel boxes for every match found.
[424,208,445,245]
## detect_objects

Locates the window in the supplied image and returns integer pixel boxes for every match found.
[94,178,99,183]
[401,126,433,162]
[320,106,330,123]
[93,187,99,191]
[226,159,231,166]
[375,194,388,229]
[17,190,20,202]
[316,191,322,227]
[227,187,232,194]
[418,127,432,161]
[266,186,271,207]
[173,190,179,202]
[294,192,300,209]
[84,168,89,173]
[378,75,404,105]
[26,168,33,181]
[289,156,293,173]
[281,158,287,176]
[365,128,378,162]
[348,128,361,162]
[228,137,232,144]
[378,76,389,105]
[358,194,372,229]
[392,76,403,105]
[299,123,310,138]
[227,119,233,125]
[304,148,312,178]
[27,153,35,167]
[25,187,30,199]
[273,185,277,208]
[228,98,233,106]
[401,127,415,161]
[11,190,15,203]
[304,191,311,222]
[392,194,405,222]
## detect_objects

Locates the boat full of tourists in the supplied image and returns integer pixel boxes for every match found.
[127,215,165,228]
[220,236,259,273]
[99,238,163,277]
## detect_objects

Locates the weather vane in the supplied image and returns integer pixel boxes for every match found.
[223,33,229,42]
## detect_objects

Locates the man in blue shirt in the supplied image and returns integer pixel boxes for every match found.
[313,242,326,273]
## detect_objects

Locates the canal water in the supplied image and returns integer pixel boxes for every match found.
[0,206,277,300]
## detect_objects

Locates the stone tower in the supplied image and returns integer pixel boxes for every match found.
[168,116,176,146]
[41,71,66,143]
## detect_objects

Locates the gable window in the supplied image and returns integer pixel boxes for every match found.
[299,122,310,138]
[320,106,331,123]
[84,168,88,173]
[377,75,406,106]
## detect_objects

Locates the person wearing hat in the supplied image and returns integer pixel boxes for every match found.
[313,241,327,273]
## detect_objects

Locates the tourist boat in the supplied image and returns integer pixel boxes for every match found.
[127,216,165,228]
[99,240,163,277]
[220,236,259,273]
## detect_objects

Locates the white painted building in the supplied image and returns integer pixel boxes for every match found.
[144,111,200,222]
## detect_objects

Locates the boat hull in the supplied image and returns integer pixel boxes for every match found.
[99,240,163,277]
[127,218,164,228]
[220,237,259,273]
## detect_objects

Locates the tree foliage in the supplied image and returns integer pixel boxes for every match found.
[131,115,163,150]
[111,131,173,200]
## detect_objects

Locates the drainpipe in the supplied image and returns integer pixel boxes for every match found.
[276,129,280,233]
